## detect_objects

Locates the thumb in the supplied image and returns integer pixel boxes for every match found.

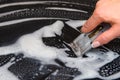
[81,12,103,33]
[92,24,120,48]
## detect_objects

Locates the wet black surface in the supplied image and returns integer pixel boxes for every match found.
[8,55,81,80]
[42,36,66,49]
[61,23,81,43]
[104,38,120,55]
[0,0,98,8]
[46,67,81,80]
[0,54,15,66]
[99,56,120,77]
[0,2,94,13]
[9,57,59,80]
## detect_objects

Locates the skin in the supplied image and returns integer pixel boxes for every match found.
[81,0,120,48]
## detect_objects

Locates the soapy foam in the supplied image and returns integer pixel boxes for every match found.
[66,20,86,28]
[0,20,119,80]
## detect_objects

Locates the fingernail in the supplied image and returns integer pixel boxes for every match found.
[91,41,100,48]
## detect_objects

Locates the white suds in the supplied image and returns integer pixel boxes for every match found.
[18,21,65,60]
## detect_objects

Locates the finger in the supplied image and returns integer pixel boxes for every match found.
[81,13,103,33]
[92,24,120,48]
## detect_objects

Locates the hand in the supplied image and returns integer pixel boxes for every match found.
[81,0,120,48]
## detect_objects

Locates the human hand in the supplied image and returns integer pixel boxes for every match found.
[81,0,120,48]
